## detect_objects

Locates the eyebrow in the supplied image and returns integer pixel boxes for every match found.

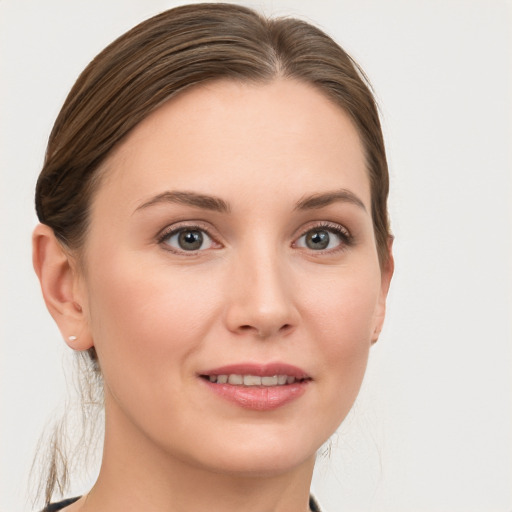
[135,188,366,215]
[135,190,230,214]
[294,189,367,212]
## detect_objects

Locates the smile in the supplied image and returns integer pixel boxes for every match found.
[203,374,306,386]
[199,363,311,410]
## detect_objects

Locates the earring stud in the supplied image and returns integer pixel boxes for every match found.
[68,335,77,342]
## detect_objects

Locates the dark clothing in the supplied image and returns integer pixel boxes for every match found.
[310,495,321,511]
[43,495,322,511]
[42,497,80,511]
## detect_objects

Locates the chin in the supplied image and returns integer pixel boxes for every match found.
[202,449,315,478]
[179,424,328,478]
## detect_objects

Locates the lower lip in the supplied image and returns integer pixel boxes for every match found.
[201,379,309,411]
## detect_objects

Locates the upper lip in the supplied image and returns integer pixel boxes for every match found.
[199,362,310,379]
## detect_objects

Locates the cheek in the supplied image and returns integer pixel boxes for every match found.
[301,266,381,421]
[303,263,381,347]
[84,254,219,392]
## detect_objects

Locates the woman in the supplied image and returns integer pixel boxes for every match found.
[32,3,393,511]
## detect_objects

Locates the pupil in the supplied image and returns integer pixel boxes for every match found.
[179,230,203,250]
[306,230,329,250]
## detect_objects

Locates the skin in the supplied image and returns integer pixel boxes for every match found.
[33,79,393,512]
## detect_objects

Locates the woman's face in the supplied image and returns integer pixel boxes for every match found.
[77,79,392,476]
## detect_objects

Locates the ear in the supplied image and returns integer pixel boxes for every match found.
[32,224,93,351]
[371,236,394,344]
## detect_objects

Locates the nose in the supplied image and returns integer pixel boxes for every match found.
[223,247,299,339]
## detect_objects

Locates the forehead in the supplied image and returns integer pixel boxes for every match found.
[94,78,370,214]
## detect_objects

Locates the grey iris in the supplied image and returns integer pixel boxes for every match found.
[178,230,203,250]
[305,230,330,250]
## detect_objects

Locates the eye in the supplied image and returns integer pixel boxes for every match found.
[295,224,351,252]
[160,226,217,252]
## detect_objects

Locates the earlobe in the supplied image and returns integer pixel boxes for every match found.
[371,236,395,344]
[32,224,93,351]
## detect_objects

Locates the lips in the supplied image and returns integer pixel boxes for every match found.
[198,363,311,410]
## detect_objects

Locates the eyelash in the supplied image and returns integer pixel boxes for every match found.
[293,222,353,254]
[157,221,353,255]
[157,222,218,255]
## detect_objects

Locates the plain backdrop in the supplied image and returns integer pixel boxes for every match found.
[1,1,511,511]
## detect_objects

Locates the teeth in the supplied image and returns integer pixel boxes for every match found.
[243,375,262,386]
[228,374,243,385]
[277,375,287,385]
[207,374,298,386]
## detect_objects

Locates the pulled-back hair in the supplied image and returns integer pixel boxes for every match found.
[34,2,390,506]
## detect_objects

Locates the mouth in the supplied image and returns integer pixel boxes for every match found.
[198,363,311,410]
[200,374,309,386]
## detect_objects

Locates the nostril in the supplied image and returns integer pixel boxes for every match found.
[236,323,292,337]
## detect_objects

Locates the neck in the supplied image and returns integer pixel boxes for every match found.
[82,399,316,512]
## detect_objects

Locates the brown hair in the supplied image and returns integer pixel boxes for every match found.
[36,3,390,263]
[34,2,390,505]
